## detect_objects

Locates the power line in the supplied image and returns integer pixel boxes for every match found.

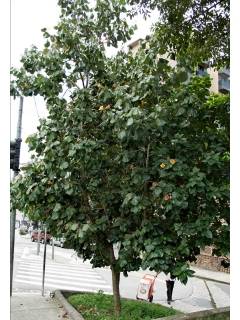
[33,96,40,119]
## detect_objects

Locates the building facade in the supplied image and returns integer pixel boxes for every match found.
[128,38,230,95]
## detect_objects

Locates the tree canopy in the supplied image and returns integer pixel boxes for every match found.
[129,0,230,68]
[11,0,229,316]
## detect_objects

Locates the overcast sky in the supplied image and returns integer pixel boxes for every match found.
[11,0,159,164]
[11,0,60,164]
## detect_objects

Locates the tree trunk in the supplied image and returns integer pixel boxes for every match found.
[111,265,121,316]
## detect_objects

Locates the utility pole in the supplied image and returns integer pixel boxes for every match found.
[10,96,23,297]
[51,237,54,260]
[37,222,41,255]
[41,226,47,296]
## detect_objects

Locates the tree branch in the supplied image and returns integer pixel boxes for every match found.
[145,143,150,168]
[79,72,86,88]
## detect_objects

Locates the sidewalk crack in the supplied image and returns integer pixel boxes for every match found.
[204,280,217,309]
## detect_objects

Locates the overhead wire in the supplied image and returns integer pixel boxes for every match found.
[33,96,40,119]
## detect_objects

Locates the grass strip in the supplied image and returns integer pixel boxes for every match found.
[67,292,179,320]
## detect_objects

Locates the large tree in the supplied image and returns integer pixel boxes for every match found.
[11,0,229,316]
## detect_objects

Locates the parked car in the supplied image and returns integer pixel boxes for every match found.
[31,230,52,244]
[49,237,65,248]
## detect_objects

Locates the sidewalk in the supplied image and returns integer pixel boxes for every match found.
[191,266,230,284]
[11,292,70,320]
[130,266,230,284]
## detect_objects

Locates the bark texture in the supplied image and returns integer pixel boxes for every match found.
[111,266,121,316]
[110,245,121,316]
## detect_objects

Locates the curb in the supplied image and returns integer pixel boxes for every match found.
[193,275,230,285]
[54,290,84,320]
[155,307,230,319]
[131,269,230,285]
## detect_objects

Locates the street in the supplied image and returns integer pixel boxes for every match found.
[13,232,230,314]
[13,231,111,294]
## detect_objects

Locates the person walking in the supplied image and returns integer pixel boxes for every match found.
[166,274,176,304]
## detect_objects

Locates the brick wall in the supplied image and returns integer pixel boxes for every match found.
[191,246,230,273]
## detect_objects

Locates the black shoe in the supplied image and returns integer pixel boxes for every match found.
[167,301,171,305]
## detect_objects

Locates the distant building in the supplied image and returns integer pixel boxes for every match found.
[128,38,230,94]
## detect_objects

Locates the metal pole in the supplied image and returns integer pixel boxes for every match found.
[16,97,24,139]
[37,223,41,255]
[51,238,54,260]
[10,96,24,297]
[41,226,47,296]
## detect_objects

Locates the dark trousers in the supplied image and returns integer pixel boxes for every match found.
[166,280,174,301]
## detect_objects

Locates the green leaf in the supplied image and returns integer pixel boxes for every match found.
[60,161,69,169]
[176,108,185,116]
[53,203,62,212]
[52,211,59,220]
[177,71,188,82]
[65,207,76,217]
[69,149,76,156]
[82,224,89,232]
[78,230,84,238]
[115,99,122,108]
[71,223,78,231]
[156,119,166,127]
[118,130,126,139]
[132,95,140,102]
[206,230,212,239]
[45,41,50,48]
[126,117,133,126]
[66,188,74,195]
[131,196,139,206]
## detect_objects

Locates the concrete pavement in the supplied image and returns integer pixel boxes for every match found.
[191,266,229,284]
[96,266,229,314]
[11,292,70,320]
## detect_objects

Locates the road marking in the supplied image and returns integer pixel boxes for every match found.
[14,255,111,293]
[17,270,105,283]
[14,279,111,291]
[21,247,30,258]
[17,264,98,276]
[18,260,93,270]
[15,274,111,288]
[12,291,40,295]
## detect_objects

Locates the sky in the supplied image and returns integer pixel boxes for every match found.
[10,0,159,164]
[11,0,60,164]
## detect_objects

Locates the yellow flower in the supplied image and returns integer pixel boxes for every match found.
[160,163,166,169]
[163,194,172,201]
[170,159,177,165]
